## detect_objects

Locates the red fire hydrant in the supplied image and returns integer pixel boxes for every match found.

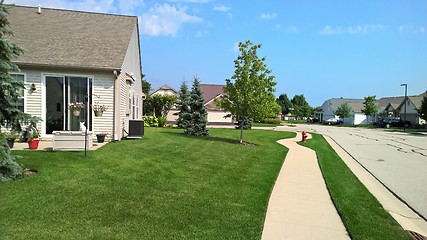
[301,131,307,142]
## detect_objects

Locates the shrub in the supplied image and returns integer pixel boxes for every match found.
[258,118,282,125]
[158,117,167,127]
[143,116,159,127]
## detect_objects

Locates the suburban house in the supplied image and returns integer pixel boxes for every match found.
[149,84,179,121]
[395,92,427,125]
[8,5,143,141]
[317,98,373,125]
[156,83,233,124]
[376,96,406,118]
[200,84,233,124]
[318,91,426,126]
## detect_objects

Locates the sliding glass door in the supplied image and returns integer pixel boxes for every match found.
[44,75,93,135]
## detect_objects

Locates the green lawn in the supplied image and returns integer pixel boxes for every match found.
[252,122,282,127]
[1,128,294,240]
[300,133,410,240]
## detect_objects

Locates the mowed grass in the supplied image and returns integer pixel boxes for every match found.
[300,133,411,240]
[0,128,295,240]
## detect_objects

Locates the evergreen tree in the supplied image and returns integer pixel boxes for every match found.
[175,81,191,129]
[185,76,209,136]
[0,2,24,127]
[0,2,24,182]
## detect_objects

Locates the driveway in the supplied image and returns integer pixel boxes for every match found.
[286,125,427,220]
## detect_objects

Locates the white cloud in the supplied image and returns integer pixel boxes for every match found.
[213,4,230,12]
[139,3,203,37]
[260,12,277,20]
[195,30,209,37]
[320,24,384,35]
[288,25,298,33]
[399,25,426,34]
[168,0,211,3]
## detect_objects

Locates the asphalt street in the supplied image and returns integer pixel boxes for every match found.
[297,125,427,220]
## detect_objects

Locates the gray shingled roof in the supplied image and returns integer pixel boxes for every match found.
[319,98,365,113]
[8,5,137,70]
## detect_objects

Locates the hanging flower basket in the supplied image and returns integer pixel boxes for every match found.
[94,110,103,117]
[69,102,84,117]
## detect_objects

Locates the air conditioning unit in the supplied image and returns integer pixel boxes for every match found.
[128,120,144,139]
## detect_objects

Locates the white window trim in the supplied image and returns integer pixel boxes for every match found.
[41,73,94,138]
[10,72,26,112]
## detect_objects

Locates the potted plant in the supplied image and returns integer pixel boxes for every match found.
[92,104,108,117]
[69,101,85,116]
[96,133,108,143]
[27,127,40,150]
[5,131,20,149]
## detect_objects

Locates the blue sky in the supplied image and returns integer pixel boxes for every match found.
[6,0,427,106]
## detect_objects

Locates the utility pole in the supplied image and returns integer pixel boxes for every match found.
[400,84,407,132]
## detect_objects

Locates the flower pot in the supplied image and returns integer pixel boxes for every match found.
[94,111,103,117]
[28,139,40,150]
[72,110,80,116]
[6,138,15,149]
[96,135,105,143]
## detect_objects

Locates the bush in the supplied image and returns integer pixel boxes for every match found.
[0,137,23,183]
[143,116,159,127]
[158,117,167,127]
[258,118,282,125]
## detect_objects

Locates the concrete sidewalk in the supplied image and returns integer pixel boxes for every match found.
[261,132,349,240]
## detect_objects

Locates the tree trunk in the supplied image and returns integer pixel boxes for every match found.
[239,121,243,144]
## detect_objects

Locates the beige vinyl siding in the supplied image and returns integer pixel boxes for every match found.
[17,67,116,138]
[22,70,42,130]
[117,24,143,137]
[93,73,115,138]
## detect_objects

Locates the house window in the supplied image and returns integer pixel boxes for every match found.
[10,74,25,112]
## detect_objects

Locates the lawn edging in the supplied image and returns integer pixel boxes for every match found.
[299,133,411,240]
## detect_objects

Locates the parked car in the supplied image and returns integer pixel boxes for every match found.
[379,117,411,128]
[323,118,343,125]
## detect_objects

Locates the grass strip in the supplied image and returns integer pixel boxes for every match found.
[300,133,411,240]
[1,128,294,240]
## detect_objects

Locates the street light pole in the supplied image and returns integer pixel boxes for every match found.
[400,83,407,132]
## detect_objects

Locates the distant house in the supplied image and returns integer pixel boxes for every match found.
[8,5,143,141]
[376,96,406,117]
[318,98,374,125]
[150,84,178,96]
[161,83,233,124]
[200,84,233,124]
[396,92,427,125]
[149,84,179,121]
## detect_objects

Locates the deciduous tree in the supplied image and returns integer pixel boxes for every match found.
[276,93,293,117]
[291,94,312,119]
[218,40,278,143]
[418,96,427,121]
[334,103,352,124]
[361,96,377,123]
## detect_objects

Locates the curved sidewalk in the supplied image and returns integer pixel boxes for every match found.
[262,132,349,240]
